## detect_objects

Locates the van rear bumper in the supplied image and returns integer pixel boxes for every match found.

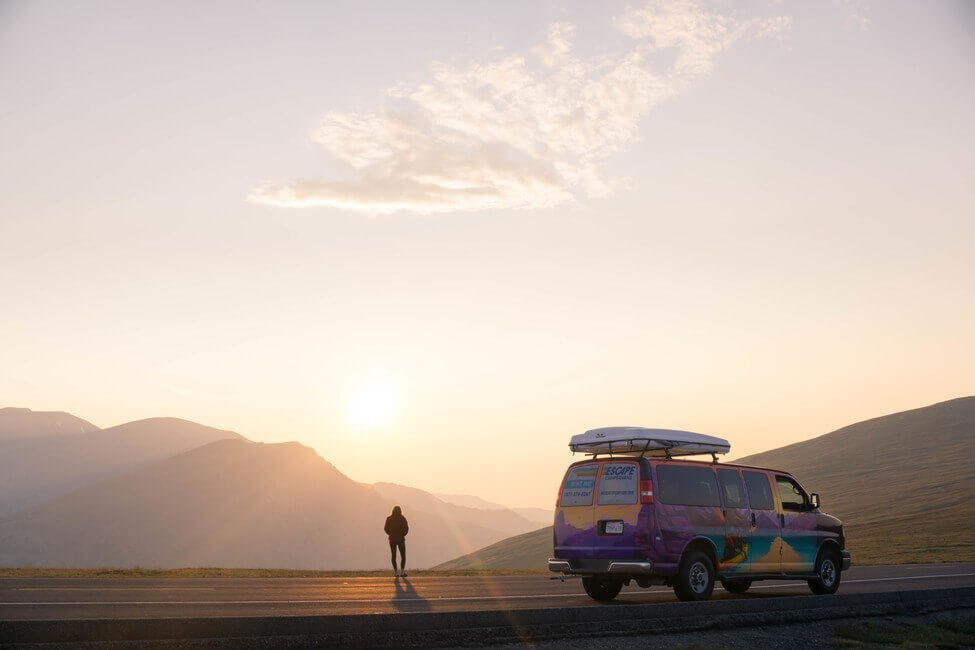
[548,558,654,576]
[841,550,852,571]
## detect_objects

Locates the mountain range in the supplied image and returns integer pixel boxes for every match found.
[0,414,242,516]
[435,397,975,569]
[0,408,543,568]
[0,407,97,440]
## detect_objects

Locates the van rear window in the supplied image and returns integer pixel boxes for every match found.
[560,465,597,506]
[656,465,721,507]
[597,463,638,505]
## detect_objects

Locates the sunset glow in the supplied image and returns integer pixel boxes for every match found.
[346,379,401,431]
[0,0,972,510]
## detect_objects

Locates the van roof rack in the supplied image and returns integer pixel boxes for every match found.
[569,427,730,459]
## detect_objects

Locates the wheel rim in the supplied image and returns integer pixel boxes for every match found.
[689,561,709,594]
[820,558,836,586]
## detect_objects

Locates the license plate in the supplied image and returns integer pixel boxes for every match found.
[604,521,624,535]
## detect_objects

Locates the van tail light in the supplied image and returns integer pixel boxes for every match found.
[639,480,654,504]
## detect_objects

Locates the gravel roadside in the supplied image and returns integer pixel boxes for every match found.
[477,606,975,649]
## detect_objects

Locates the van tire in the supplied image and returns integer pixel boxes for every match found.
[674,550,715,601]
[582,576,623,601]
[720,578,752,594]
[808,547,841,595]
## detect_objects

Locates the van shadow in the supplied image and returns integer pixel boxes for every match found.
[392,577,431,612]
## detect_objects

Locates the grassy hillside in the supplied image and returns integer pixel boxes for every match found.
[434,527,552,570]
[736,396,975,564]
[436,397,975,569]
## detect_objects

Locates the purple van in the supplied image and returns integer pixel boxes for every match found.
[547,427,851,601]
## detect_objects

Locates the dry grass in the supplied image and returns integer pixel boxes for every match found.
[833,617,975,647]
[844,503,975,565]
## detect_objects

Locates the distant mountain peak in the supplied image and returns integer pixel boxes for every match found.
[0,407,99,440]
[105,416,244,439]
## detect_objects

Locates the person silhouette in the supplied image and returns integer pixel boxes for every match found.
[384,505,409,577]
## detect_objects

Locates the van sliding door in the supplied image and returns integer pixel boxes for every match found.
[716,468,750,576]
[742,471,781,574]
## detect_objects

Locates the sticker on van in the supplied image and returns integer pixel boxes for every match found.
[560,465,597,506]
[597,463,638,504]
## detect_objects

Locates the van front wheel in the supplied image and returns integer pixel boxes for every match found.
[808,548,841,595]
[674,550,715,601]
[582,576,623,601]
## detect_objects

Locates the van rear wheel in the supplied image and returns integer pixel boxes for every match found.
[674,550,715,601]
[582,576,623,601]
[720,578,752,594]
[808,548,841,595]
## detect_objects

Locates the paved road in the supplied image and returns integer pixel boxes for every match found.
[2,563,973,621]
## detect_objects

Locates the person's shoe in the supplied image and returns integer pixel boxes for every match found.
[400,571,408,577]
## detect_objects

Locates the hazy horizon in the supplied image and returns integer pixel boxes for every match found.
[3,395,970,510]
[2,1,973,509]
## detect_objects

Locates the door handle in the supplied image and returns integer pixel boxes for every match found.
[750,512,756,527]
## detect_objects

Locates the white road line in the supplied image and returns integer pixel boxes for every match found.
[1,572,972,606]
[14,587,217,591]
[0,593,591,606]
[751,572,975,590]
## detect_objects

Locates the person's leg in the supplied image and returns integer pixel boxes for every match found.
[389,539,398,575]
[398,540,406,574]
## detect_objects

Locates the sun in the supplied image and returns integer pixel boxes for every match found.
[345,379,400,430]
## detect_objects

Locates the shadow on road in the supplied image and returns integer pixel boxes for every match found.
[392,577,431,612]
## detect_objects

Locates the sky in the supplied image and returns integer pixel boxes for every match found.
[1,0,973,508]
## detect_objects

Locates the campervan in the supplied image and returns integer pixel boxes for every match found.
[548,427,851,601]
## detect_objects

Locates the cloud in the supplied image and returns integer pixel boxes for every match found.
[250,0,790,214]
[833,0,870,31]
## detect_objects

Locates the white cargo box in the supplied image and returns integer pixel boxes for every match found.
[569,427,730,457]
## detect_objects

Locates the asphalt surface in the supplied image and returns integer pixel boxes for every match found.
[1,563,973,621]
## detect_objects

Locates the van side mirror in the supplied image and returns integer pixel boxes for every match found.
[810,493,820,509]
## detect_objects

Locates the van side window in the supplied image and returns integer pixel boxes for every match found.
[743,471,775,510]
[560,465,597,506]
[656,466,721,507]
[716,469,745,508]
[775,475,808,511]
[597,463,638,505]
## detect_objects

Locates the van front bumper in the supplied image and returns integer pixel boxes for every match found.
[548,558,654,576]
[841,550,852,571]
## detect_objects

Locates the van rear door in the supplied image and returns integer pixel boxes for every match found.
[554,463,599,559]
[593,460,643,559]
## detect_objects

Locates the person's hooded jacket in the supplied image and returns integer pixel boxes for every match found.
[384,509,409,543]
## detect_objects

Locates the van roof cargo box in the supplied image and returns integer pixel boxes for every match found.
[569,427,730,458]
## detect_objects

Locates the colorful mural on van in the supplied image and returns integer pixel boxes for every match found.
[551,453,849,602]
